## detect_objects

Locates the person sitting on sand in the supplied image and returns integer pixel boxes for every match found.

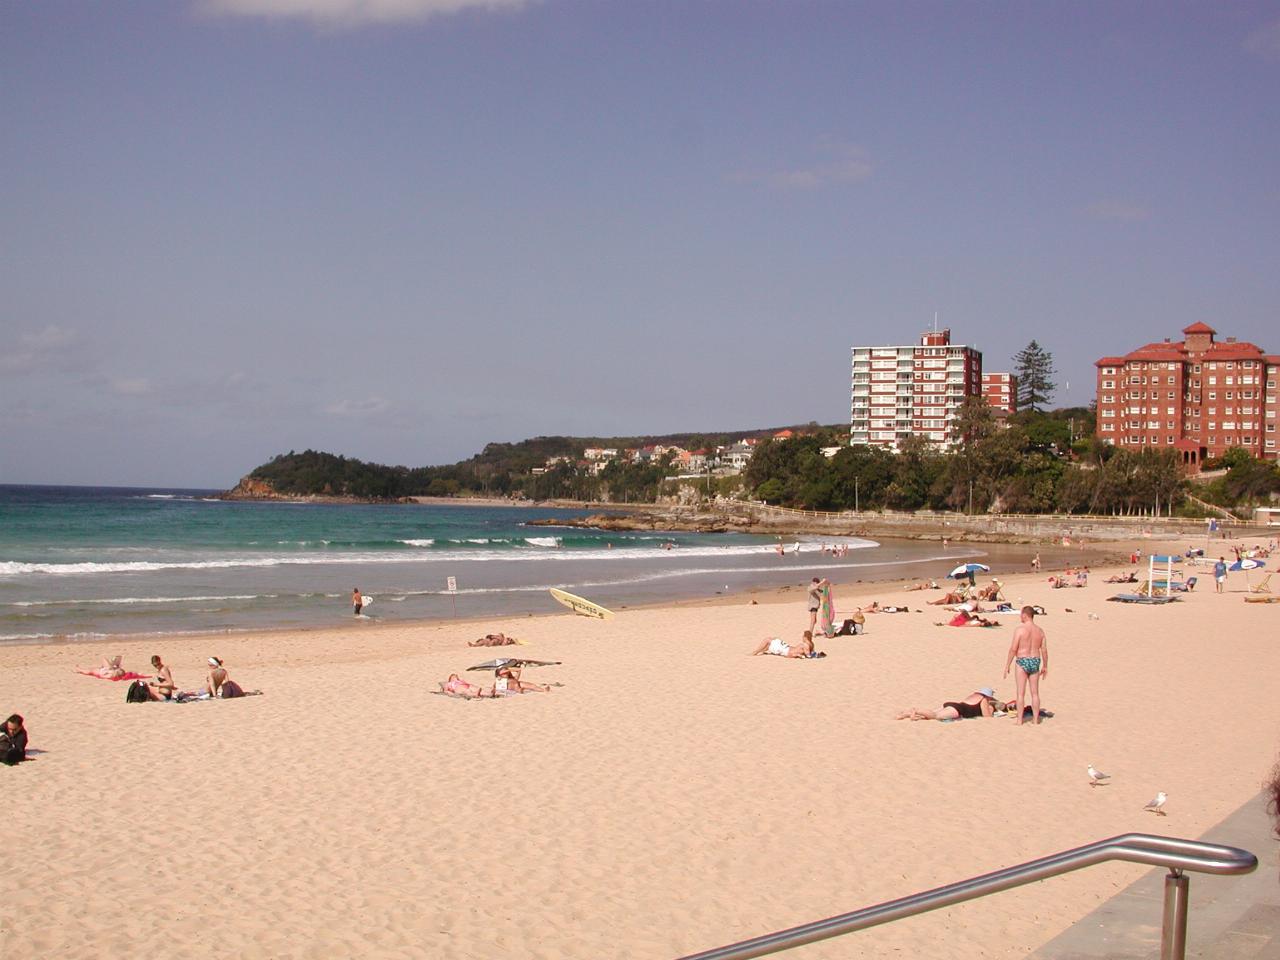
[468,633,519,647]
[1048,575,1069,589]
[1074,568,1089,587]
[439,674,490,699]
[896,688,1000,721]
[205,657,246,699]
[1105,571,1138,584]
[976,580,1003,602]
[494,664,551,693]
[750,631,820,658]
[145,655,176,701]
[77,655,126,680]
[1,714,28,765]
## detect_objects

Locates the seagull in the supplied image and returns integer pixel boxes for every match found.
[1144,791,1168,816]
[1087,764,1111,787]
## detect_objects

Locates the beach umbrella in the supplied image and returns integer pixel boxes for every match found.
[467,658,561,672]
[1229,558,1264,588]
[949,563,990,579]
[1228,558,1264,571]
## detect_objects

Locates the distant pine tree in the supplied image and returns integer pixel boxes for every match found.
[1014,340,1057,412]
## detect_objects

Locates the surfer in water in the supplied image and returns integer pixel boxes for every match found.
[352,587,363,617]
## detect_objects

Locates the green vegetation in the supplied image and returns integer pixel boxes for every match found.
[245,414,1279,517]
[1013,340,1057,412]
[745,408,1189,516]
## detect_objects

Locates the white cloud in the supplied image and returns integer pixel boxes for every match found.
[1244,17,1280,59]
[732,142,873,190]
[325,396,390,416]
[0,325,81,374]
[1084,200,1151,223]
[199,0,531,27]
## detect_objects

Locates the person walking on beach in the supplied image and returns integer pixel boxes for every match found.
[1003,606,1048,726]
[352,587,363,617]
[1214,557,1227,594]
[1031,553,1041,573]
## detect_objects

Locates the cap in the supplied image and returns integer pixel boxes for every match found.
[977,686,995,698]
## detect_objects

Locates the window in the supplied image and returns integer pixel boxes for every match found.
[1167,436,1174,444]
[1209,392,1217,400]
[1102,379,1115,389]
[1226,392,1234,400]
[1167,421,1175,429]
[1194,364,1201,373]
[1208,376,1218,385]
[1167,376,1175,384]
[1209,423,1217,430]
[1226,377,1235,386]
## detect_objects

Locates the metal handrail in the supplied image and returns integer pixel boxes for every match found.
[676,833,1256,960]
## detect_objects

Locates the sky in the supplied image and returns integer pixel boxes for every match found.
[3,0,1279,487]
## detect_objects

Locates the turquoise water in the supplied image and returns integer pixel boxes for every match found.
[0,485,971,643]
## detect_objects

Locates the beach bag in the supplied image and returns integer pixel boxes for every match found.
[125,680,150,703]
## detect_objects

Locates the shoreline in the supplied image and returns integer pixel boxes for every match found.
[4,536,1122,652]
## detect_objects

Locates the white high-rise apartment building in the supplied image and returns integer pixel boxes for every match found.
[850,329,984,449]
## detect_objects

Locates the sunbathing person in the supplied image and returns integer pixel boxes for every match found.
[494,664,551,693]
[1105,572,1138,584]
[76,655,126,680]
[145,655,177,701]
[904,580,938,592]
[976,580,1003,601]
[1048,575,1069,589]
[205,657,246,699]
[468,633,519,647]
[937,610,999,628]
[439,673,491,699]
[896,688,1000,721]
[928,591,968,606]
[750,631,819,658]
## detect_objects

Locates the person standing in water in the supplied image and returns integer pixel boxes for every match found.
[352,587,363,617]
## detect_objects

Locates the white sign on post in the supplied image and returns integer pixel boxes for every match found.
[447,576,458,617]
[446,576,457,594]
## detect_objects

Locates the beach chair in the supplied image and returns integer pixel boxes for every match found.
[1251,573,1272,594]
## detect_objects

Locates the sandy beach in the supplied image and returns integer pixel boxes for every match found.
[2,546,1278,960]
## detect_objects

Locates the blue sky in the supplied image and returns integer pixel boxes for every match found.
[3,1,1279,486]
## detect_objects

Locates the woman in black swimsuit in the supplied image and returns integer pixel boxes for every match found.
[895,689,999,721]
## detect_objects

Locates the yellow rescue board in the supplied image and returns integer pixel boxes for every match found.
[549,587,615,620]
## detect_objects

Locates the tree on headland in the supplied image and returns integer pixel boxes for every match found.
[1013,340,1057,412]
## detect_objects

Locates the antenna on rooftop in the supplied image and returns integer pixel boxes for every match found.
[933,311,939,333]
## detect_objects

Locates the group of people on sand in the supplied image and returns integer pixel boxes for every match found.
[78,654,252,701]
[439,662,552,699]
[898,606,1050,725]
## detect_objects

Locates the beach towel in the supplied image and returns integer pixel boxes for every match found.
[77,670,150,681]
[819,585,836,638]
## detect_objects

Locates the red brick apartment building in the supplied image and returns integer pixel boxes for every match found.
[1095,323,1279,471]
[982,372,1018,415]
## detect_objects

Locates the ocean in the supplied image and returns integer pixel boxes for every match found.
[0,485,984,644]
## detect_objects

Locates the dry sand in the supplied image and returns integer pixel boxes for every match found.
[2,545,1278,959]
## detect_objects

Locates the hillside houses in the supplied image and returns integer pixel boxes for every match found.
[534,435,780,478]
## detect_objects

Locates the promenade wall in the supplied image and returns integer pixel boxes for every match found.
[708,498,1272,544]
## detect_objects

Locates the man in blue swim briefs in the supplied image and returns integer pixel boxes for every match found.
[1003,606,1049,726]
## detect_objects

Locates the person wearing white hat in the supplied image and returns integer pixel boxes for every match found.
[895,688,999,721]
[205,657,245,699]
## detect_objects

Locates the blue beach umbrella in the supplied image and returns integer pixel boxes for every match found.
[1228,559,1264,571]
[1229,558,1264,589]
[949,562,990,580]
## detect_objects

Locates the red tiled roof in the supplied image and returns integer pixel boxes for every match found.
[1182,322,1216,335]
[1096,357,1126,366]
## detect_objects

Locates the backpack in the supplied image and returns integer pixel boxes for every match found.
[125,680,150,703]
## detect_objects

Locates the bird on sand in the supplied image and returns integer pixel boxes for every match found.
[1144,791,1168,816]
[1087,765,1111,786]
